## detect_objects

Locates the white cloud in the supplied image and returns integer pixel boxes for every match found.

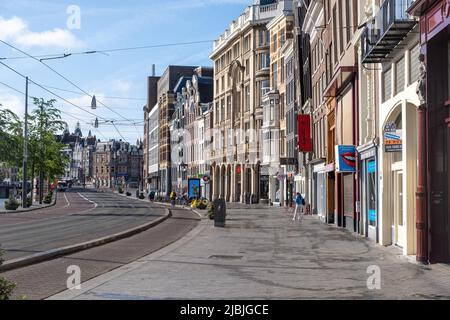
[111,79,132,94]
[0,92,24,118]
[0,16,84,49]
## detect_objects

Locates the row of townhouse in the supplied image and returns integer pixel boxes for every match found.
[141,0,449,263]
[298,0,450,264]
[58,124,143,189]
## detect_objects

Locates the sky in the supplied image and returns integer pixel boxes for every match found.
[0,0,250,144]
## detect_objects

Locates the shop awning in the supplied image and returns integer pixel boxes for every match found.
[407,0,439,16]
[323,66,357,98]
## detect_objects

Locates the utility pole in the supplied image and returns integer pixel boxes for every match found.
[22,77,29,208]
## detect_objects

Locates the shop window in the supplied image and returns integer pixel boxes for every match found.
[367,160,377,227]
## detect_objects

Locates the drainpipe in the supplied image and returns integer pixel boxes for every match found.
[416,53,428,264]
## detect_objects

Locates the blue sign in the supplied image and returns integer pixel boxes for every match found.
[367,160,376,174]
[188,179,201,199]
[369,209,376,223]
[335,145,357,173]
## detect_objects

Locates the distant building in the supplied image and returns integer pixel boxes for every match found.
[143,75,160,192]
[170,66,214,198]
[157,65,198,196]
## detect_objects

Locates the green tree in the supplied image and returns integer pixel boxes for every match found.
[28,98,67,203]
[0,105,23,165]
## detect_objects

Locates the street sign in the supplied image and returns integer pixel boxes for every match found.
[384,123,402,153]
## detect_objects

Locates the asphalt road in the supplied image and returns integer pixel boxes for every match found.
[0,189,166,261]
[0,207,200,300]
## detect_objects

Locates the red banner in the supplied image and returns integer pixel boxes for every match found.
[298,114,312,152]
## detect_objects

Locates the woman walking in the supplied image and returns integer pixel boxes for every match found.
[292,192,304,222]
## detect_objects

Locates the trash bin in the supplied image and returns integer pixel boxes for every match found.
[214,198,226,227]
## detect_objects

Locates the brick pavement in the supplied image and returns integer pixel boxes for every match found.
[51,205,450,300]
[1,208,200,300]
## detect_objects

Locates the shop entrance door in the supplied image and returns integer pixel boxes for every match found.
[392,164,405,248]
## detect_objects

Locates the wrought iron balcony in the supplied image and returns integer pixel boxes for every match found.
[361,0,417,64]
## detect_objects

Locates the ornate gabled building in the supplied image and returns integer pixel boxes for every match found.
[210,0,290,204]
[170,67,214,198]
[157,65,198,197]
[261,0,294,206]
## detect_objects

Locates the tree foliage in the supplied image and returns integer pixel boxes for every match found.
[0,104,22,165]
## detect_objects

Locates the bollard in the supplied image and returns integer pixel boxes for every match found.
[214,198,226,228]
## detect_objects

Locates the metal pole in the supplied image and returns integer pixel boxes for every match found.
[22,77,28,208]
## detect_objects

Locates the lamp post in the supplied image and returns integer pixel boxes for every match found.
[22,77,29,208]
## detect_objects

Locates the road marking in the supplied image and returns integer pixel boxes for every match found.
[63,193,71,209]
[77,192,98,212]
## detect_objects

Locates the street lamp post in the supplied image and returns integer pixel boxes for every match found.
[22,77,29,208]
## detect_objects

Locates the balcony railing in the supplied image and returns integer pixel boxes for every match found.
[361,0,417,64]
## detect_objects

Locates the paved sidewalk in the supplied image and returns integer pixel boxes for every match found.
[52,206,450,300]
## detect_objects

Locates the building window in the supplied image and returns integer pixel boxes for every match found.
[245,59,250,75]
[272,33,277,52]
[395,56,405,95]
[245,85,250,111]
[382,68,392,102]
[226,96,231,120]
[272,62,278,89]
[332,6,338,64]
[260,53,270,70]
[261,79,270,97]
[410,44,420,84]
[280,58,285,83]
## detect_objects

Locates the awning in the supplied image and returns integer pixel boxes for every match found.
[407,0,439,16]
[323,66,357,98]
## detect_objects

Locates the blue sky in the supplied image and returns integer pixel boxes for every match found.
[0,0,249,143]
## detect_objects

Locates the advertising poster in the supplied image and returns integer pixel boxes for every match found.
[188,178,201,199]
[335,145,357,173]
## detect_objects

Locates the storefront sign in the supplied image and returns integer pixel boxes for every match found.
[297,114,313,152]
[384,123,402,153]
[335,145,357,173]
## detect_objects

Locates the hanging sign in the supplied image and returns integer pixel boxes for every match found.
[297,114,313,152]
[335,145,357,173]
[384,123,402,153]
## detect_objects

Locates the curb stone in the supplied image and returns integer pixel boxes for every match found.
[0,208,171,273]
[0,192,58,215]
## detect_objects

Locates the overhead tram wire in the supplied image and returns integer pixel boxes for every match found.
[0,81,144,124]
[0,79,110,141]
[37,84,146,101]
[0,39,142,138]
[0,61,128,142]
[0,40,215,61]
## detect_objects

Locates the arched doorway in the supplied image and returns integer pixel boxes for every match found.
[235,164,242,202]
[220,165,226,199]
[226,165,232,202]
[381,101,417,254]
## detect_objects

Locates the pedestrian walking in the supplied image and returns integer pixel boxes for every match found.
[170,191,177,207]
[292,192,304,222]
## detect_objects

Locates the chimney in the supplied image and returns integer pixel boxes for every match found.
[152,64,156,77]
